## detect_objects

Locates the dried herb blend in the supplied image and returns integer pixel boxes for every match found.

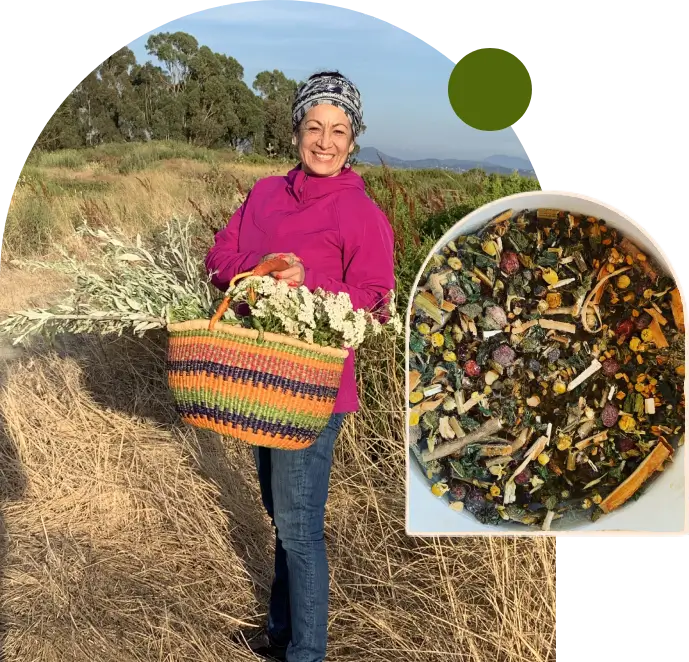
[408,208,685,529]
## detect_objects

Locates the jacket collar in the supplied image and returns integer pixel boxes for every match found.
[286,164,364,202]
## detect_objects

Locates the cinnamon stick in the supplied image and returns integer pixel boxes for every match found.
[421,418,503,462]
[598,438,673,514]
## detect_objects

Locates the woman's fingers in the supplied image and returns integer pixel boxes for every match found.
[271,265,300,280]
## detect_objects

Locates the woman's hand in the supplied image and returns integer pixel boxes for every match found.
[260,252,300,266]
[259,252,305,286]
[274,261,305,286]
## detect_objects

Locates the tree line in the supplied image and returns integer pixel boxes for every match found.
[34,31,315,158]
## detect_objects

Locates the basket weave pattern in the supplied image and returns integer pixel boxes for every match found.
[167,323,347,450]
[166,259,347,450]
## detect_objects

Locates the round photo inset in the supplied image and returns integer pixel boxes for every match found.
[406,191,685,534]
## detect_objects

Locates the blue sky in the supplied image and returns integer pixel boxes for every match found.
[127,0,530,161]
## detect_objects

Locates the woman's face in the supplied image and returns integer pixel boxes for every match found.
[296,104,355,177]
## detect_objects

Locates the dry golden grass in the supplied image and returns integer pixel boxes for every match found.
[0,266,70,316]
[3,161,291,259]
[0,155,554,661]
[0,327,555,662]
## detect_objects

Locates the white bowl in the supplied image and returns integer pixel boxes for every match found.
[406,191,686,534]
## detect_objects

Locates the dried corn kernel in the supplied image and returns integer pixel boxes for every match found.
[409,391,424,404]
[431,482,449,497]
[606,263,615,274]
[676,365,685,377]
[431,333,445,348]
[490,485,501,497]
[443,351,457,362]
[617,274,631,289]
[637,354,644,365]
[409,411,420,427]
[449,501,464,512]
[485,240,501,257]
[557,435,572,451]
[619,416,636,432]
[541,268,559,285]
[417,323,431,335]
[537,453,550,466]
[485,370,499,386]
[616,391,626,400]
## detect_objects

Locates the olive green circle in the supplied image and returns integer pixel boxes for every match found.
[448,48,532,131]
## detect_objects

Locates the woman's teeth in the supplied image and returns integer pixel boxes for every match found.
[314,153,334,161]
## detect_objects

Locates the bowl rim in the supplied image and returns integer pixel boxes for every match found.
[405,189,687,534]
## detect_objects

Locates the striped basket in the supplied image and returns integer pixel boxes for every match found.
[166,258,349,450]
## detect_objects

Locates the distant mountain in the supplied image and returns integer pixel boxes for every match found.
[356,147,535,177]
[484,154,533,171]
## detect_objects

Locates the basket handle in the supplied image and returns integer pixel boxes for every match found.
[209,257,291,330]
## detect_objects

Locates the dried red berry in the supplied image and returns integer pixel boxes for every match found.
[446,285,467,305]
[601,403,620,428]
[602,359,620,377]
[634,312,653,331]
[616,437,636,452]
[492,344,516,367]
[485,305,507,329]
[500,251,521,275]
[464,360,481,377]
[514,468,532,485]
[615,319,634,340]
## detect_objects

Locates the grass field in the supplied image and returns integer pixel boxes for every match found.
[0,142,553,662]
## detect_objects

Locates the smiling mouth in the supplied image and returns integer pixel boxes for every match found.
[313,152,335,162]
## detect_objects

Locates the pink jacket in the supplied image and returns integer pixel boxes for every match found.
[205,165,396,412]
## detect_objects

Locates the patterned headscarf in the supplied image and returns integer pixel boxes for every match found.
[292,72,363,136]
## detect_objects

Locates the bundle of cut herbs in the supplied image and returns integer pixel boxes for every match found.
[408,208,685,529]
[0,219,402,351]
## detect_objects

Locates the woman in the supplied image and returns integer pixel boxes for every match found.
[205,71,395,662]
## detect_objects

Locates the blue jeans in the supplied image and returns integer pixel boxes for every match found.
[253,413,345,662]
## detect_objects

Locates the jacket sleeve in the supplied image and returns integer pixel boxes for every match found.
[302,198,395,312]
[205,194,264,292]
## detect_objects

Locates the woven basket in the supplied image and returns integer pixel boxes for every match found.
[167,258,348,450]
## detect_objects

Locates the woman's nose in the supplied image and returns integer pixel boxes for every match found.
[317,130,334,148]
